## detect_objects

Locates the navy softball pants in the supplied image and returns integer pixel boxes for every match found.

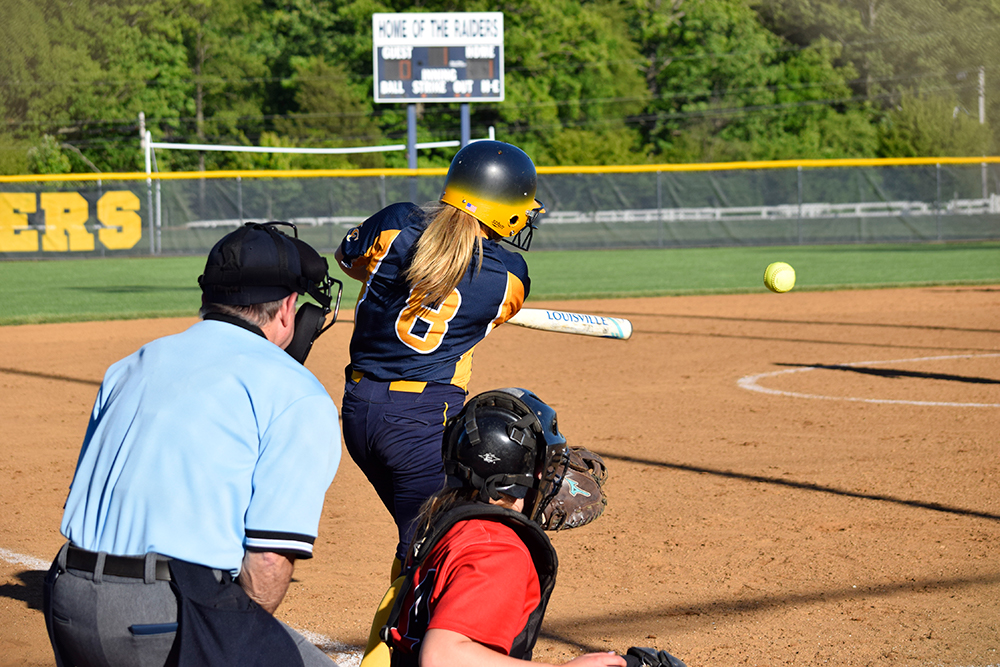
[341,376,466,561]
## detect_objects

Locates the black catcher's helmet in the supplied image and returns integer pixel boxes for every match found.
[439,140,545,251]
[442,388,570,522]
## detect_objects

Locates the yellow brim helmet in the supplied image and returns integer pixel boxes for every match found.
[440,140,545,250]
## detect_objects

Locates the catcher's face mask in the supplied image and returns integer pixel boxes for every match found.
[524,442,570,523]
[444,388,607,531]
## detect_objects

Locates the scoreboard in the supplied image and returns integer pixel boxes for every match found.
[372,12,504,104]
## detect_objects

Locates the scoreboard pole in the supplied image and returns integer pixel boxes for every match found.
[461,104,471,147]
[408,104,418,201]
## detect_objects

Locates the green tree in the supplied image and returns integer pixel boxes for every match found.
[537,127,648,165]
[753,0,998,155]
[26,135,71,174]
[261,0,652,166]
[273,57,386,169]
[879,91,993,157]
[224,131,294,171]
[0,134,31,175]
[483,0,651,164]
[160,0,273,170]
[0,0,198,173]
[7,0,991,175]
[639,0,876,161]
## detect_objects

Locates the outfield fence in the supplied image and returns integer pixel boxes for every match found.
[1,157,997,258]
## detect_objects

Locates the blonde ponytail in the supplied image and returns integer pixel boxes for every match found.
[404,204,485,307]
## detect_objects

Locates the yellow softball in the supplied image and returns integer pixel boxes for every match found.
[764,262,796,293]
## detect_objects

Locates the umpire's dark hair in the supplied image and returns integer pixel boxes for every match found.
[199,300,284,328]
[198,222,330,306]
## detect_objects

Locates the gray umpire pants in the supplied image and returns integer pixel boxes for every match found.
[47,543,337,667]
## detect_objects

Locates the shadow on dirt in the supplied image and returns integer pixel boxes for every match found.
[0,367,101,386]
[616,326,997,353]
[539,570,1000,653]
[603,453,1000,521]
[778,362,1000,384]
[0,570,45,610]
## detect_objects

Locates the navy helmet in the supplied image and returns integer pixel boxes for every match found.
[439,141,545,250]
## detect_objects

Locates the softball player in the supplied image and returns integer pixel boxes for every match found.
[334,140,545,571]
[381,389,684,667]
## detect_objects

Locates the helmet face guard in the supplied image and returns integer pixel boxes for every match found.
[523,439,570,524]
[504,200,544,251]
[439,141,545,250]
[442,388,569,522]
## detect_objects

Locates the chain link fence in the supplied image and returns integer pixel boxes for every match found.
[1,159,997,259]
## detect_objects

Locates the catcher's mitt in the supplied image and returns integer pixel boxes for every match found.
[623,647,687,667]
[537,447,608,531]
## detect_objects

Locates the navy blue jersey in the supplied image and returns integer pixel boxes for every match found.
[339,203,530,389]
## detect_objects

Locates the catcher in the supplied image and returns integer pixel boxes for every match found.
[372,388,686,667]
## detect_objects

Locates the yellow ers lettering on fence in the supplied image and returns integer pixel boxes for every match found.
[97,192,142,250]
[40,193,93,251]
[0,193,39,252]
[0,191,142,253]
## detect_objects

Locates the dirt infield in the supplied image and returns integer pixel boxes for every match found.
[1,286,998,667]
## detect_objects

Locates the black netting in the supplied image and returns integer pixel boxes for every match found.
[1,163,997,259]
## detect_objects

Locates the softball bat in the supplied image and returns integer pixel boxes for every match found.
[507,308,633,340]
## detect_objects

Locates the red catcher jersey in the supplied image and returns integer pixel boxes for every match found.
[339,203,530,389]
[388,518,542,656]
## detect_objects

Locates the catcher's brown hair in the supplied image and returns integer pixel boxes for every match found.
[406,486,500,561]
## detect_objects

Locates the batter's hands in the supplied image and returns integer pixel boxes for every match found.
[560,651,627,666]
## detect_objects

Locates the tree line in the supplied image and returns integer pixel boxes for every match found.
[1,0,995,175]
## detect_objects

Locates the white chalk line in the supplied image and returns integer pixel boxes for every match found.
[738,353,1000,407]
[295,629,363,666]
[0,547,364,665]
[0,547,52,571]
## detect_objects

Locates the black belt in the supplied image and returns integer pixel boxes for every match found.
[66,545,172,581]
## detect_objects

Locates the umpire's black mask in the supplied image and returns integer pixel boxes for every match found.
[199,222,343,364]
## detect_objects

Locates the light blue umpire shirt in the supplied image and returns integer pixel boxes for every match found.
[60,319,340,575]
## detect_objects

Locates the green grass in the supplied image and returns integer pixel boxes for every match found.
[0,256,208,325]
[530,242,1000,299]
[1,242,998,325]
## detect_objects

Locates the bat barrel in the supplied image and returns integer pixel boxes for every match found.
[507,308,633,340]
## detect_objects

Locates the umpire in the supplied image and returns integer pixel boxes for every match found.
[43,222,344,667]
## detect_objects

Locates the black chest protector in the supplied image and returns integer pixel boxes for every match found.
[381,503,558,665]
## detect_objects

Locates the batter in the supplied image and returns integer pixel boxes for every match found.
[335,140,543,565]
